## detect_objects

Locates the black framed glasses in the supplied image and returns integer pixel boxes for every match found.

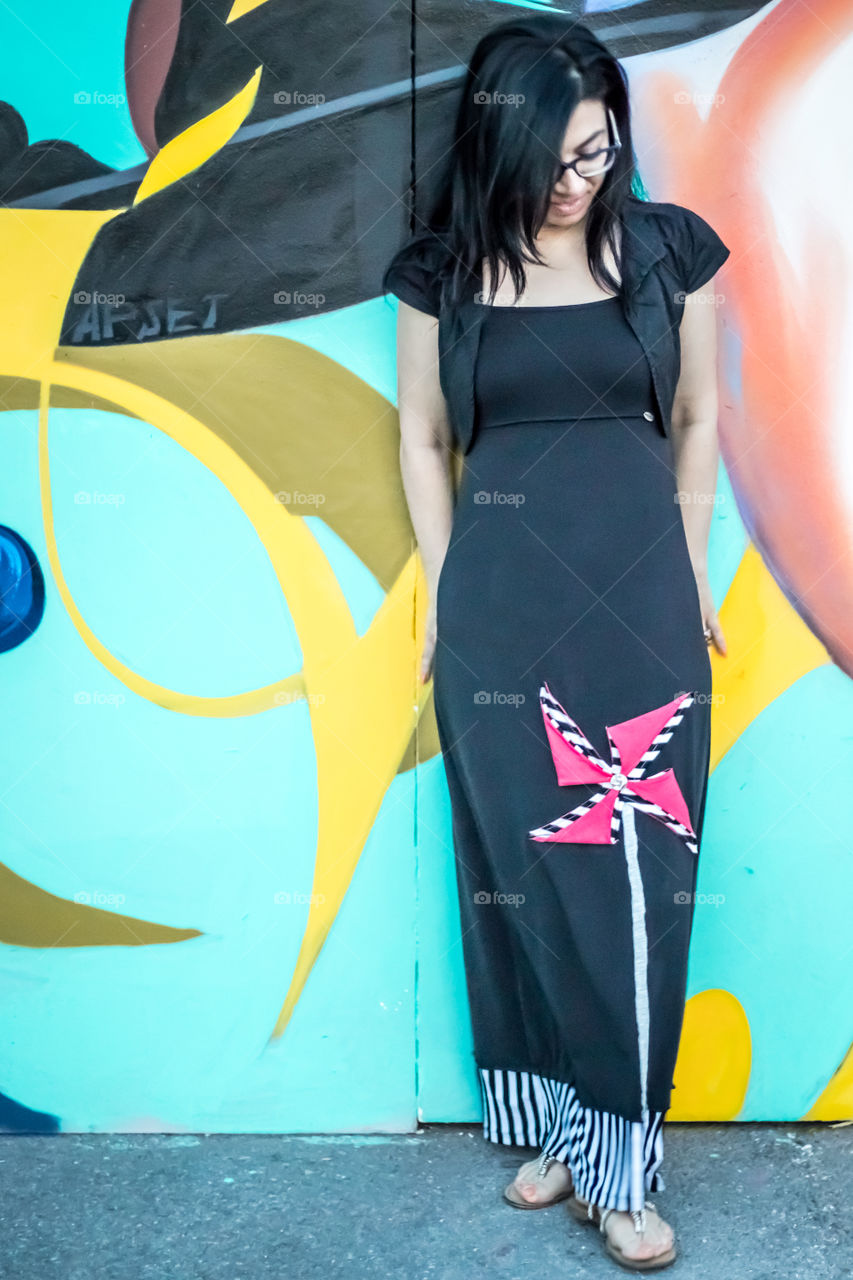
[553,107,621,181]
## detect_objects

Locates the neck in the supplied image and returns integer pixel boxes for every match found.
[534,217,589,261]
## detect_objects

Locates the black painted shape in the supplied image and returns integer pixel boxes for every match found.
[0,1089,60,1134]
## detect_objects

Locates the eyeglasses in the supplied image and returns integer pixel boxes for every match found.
[553,107,621,181]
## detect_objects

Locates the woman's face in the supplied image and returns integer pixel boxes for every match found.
[544,97,611,229]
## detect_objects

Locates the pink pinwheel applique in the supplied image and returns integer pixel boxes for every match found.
[528,681,698,855]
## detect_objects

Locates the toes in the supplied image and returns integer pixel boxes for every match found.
[636,1229,674,1260]
[604,1212,674,1261]
[509,1158,572,1206]
[510,1178,542,1202]
[622,1233,668,1261]
[629,1245,659,1261]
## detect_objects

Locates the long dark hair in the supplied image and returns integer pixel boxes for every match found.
[386,15,642,310]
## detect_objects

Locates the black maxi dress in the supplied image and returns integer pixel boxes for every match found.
[391,277,712,1225]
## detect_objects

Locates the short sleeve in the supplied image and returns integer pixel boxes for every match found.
[382,232,442,318]
[677,205,731,294]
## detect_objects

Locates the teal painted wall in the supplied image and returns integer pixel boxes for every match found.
[0,0,850,1134]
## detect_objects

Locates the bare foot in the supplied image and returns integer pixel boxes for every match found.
[507,1155,572,1205]
[573,1194,675,1261]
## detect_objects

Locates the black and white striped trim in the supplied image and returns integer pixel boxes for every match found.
[619,692,695,777]
[541,683,612,772]
[528,788,620,842]
[625,792,698,856]
[479,1066,665,1213]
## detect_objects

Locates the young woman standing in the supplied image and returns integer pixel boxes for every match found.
[385,15,730,1271]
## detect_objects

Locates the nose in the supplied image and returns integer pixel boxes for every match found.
[553,169,588,200]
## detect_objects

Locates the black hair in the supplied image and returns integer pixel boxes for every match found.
[385,14,643,311]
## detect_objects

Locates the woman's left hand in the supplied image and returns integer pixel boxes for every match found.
[695,572,727,656]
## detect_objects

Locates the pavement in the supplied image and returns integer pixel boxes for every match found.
[1,1122,851,1279]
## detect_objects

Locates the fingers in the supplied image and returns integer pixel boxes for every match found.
[705,614,726,656]
[420,611,437,683]
[420,640,435,683]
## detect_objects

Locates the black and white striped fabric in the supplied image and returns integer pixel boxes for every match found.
[479,1065,665,1210]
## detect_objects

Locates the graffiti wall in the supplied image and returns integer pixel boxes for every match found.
[0,0,850,1132]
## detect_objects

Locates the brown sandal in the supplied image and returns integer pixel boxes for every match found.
[566,1194,677,1271]
[502,1152,574,1209]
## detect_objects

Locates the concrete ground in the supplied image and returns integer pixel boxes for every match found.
[0,1122,850,1279]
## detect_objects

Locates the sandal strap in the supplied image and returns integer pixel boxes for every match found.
[536,1152,557,1178]
[598,1200,657,1238]
[631,1200,657,1236]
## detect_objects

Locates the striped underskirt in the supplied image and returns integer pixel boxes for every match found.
[479,1065,666,1215]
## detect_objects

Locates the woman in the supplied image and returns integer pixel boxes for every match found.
[383,14,730,1272]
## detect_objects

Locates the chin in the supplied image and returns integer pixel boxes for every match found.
[546,206,585,225]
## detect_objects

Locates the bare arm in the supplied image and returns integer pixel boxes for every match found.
[395,299,456,679]
[670,284,727,655]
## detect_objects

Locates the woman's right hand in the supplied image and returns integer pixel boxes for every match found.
[395,298,455,688]
[420,593,438,684]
